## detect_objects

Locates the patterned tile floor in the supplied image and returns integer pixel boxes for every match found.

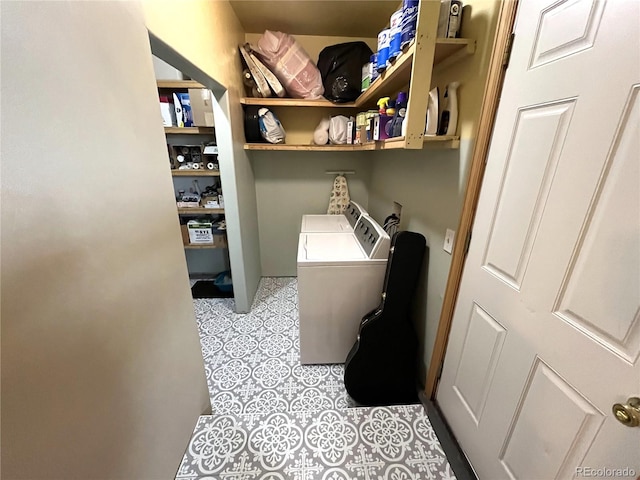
[178,277,456,479]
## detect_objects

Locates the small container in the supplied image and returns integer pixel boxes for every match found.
[377,29,391,73]
[370,53,379,83]
[361,62,371,92]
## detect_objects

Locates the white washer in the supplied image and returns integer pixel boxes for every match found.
[300,201,366,233]
[297,215,390,364]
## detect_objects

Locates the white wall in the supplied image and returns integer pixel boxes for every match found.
[1,1,210,478]
[252,152,372,276]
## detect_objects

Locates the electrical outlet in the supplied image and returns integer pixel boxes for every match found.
[392,201,403,218]
[444,229,455,254]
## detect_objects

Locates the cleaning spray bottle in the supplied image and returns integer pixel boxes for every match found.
[374,97,393,140]
[438,82,460,136]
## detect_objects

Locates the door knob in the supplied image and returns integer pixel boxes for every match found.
[612,397,640,427]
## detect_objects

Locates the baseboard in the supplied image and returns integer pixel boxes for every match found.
[419,391,477,480]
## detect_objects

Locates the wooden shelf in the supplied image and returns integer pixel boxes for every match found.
[245,143,375,152]
[424,135,461,148]
[157,80,205,89]
[171,170,220,177]
[245,135,460,152]
[433,38,477,72]
[241,97,356,108]
[238,39,474,111]
[183,244,226,249]
[164,127,214,135]
[177,207,224,215]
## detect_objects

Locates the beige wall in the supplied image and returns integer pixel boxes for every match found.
[144,0,262,312]
[1,1,209,478]
[367,0,501,382]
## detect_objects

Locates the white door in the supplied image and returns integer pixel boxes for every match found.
[437,0,640,478]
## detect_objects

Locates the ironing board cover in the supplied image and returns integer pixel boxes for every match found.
[327,175,350,214]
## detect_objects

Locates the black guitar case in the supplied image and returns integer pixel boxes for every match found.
[344,231,427,406]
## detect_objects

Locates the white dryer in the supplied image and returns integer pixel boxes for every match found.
[297,215,390,364]
[300,201,366,233]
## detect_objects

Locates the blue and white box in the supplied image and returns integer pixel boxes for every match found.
[176,92,193,127]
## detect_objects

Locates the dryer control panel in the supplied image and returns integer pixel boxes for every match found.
[346,201,365,230]
[355,216,390,259]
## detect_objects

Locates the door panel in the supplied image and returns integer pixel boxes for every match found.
[530,0,606,69]
[437,0,640,477]
[500,358,605,480]
[483,100,575,289]
[554,86,640,363]
[453,303,507,424]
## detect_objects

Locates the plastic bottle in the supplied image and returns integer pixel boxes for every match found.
[390,92,408,138]
[438,82,460,136]
[425,87,439,136]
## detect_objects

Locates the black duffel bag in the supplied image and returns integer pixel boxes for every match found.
[317,42,373,103]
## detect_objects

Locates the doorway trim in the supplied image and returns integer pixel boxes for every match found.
[425,0,520,399]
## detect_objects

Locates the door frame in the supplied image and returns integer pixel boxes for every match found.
[425,0,520,399]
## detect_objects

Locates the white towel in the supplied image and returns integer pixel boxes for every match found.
[327,175,350,214]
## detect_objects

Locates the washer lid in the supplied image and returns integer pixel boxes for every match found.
[298,232,367,264]
[301,214,351,232]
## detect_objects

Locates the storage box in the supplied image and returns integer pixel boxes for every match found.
[170,145,202,169]
[188,88,215,127]
[187,220,214,244]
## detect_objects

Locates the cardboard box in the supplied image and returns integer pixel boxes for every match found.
[188,88,215,127]
[187,220,214,244]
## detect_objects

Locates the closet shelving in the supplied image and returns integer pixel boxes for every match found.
[171,170,221,177]
[158,79,228,255]
[164,126,214,135]
[240,1,475,151]
[244,135,460,151]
